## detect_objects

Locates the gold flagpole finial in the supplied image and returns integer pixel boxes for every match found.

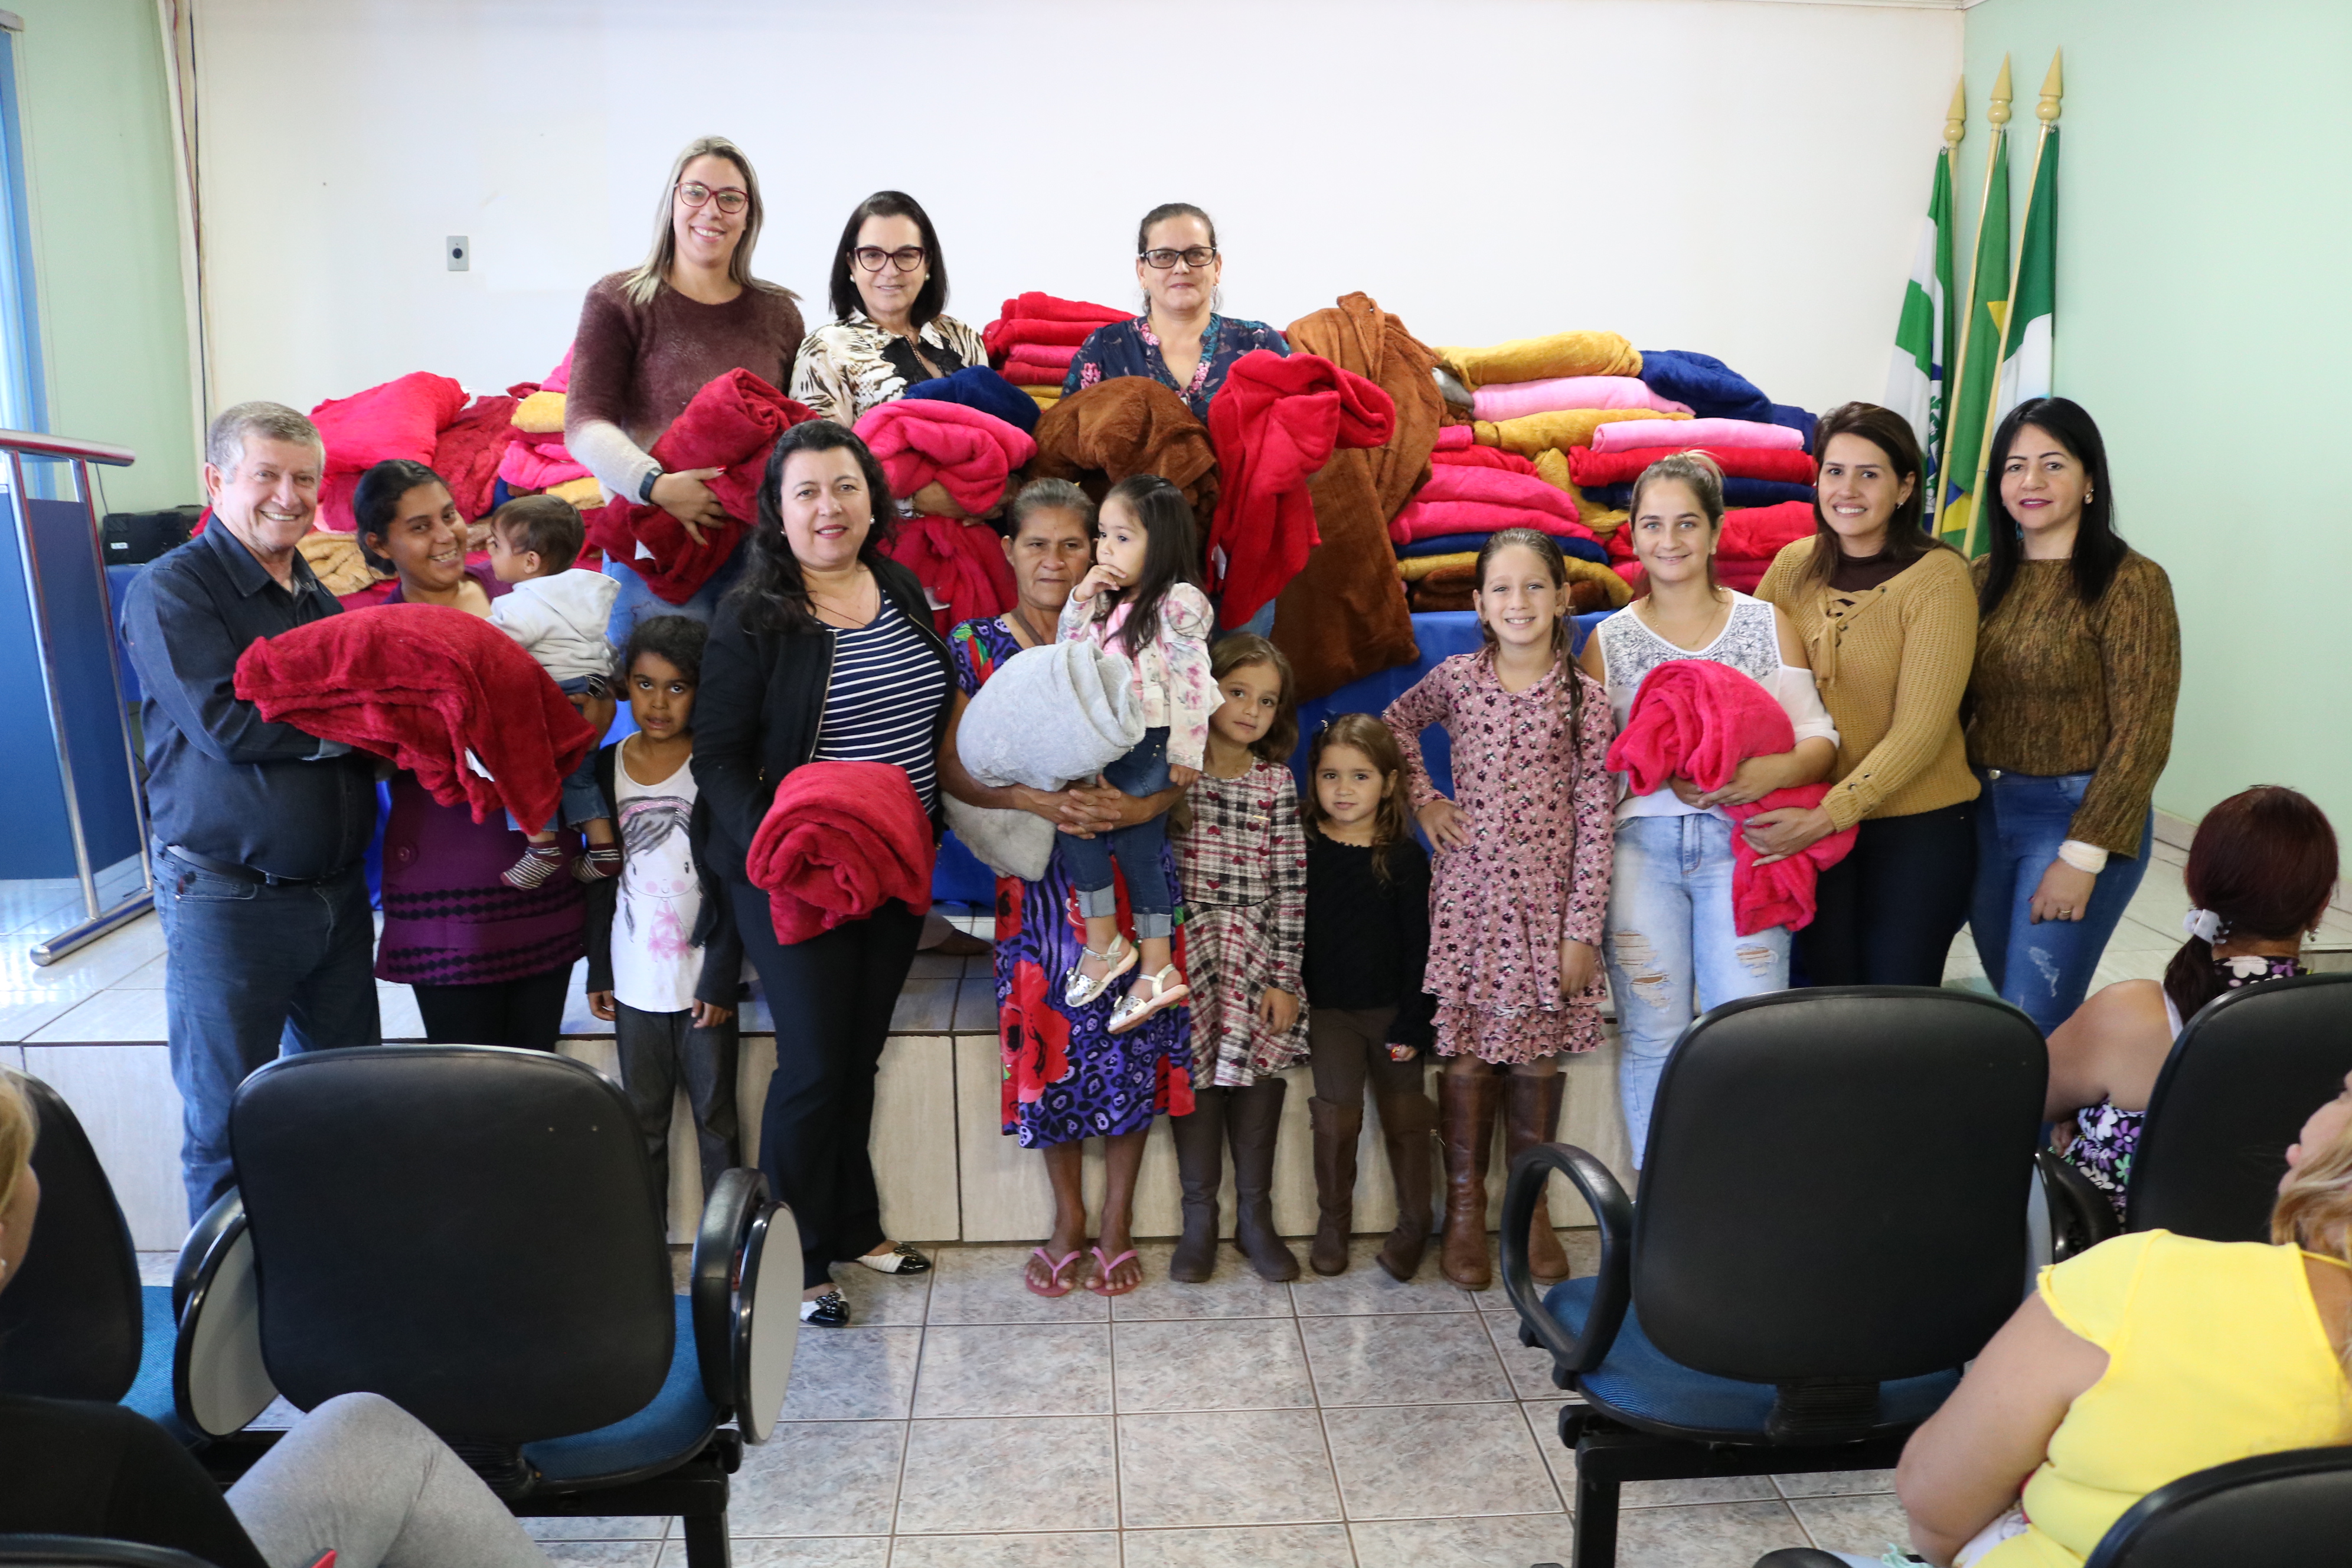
[2036,50,2064,126]
[1944,77,1967,149]
[1988,54,2014,129]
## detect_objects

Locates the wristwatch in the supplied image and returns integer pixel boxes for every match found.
[638,465,663,504]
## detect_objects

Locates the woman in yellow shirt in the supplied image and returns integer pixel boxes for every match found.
[1873,1077,2352,1566]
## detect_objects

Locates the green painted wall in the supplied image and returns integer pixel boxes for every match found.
[1959,0,2352,839]
[12,0,199,510]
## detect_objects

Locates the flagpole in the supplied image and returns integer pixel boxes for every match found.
[1964,49,2062,560]
[1926,76,1966,534]
[1936,53,2010,528]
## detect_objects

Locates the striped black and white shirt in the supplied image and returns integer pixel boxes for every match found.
[812,592,945,810]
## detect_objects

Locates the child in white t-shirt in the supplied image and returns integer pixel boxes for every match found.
[583,614,743,1208]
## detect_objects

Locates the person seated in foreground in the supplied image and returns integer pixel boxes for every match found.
[2042,785,2339,1215]
[0,1072,554,1567]
[1819,1073,2352,1567]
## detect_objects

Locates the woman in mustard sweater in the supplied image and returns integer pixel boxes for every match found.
[1751,401,1979,986]
[1845,1073,2352,1567]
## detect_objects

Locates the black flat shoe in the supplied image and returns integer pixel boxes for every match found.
[799,1289,850,1327]
[851,1241,932,1275]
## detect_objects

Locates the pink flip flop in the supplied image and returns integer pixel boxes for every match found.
[1025,1247,1083,1298]
[1085,1244,1142,1297]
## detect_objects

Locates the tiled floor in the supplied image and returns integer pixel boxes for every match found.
[32,838,2352,1566]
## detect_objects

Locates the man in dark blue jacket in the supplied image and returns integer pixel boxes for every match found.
[120,402,380,1221]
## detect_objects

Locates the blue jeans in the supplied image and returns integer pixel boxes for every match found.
[1603,813,1791,1167]
[602,543,746,645]
[509,676,609,835]
[1970,769,2152,1036]
[1056,727,1176,940]
[154,848,381,1222]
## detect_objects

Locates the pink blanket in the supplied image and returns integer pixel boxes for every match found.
[855,399,1037,518]
[498,438,592,491]
[1389,498,1598,548]
[1005,342,1080,371]
[1435,425,1474,452]
[1592,417,1806,455]
[1471,375,1693,423]
[1414,462,1585,527]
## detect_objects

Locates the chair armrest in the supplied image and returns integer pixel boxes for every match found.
[1500,1141,1632,1376]
[171,1200,276,1440]
[0,1537,225,1567]
[172,1188,243,1322]
[690,1167,764,1410]
[2037,1149,2121,1262]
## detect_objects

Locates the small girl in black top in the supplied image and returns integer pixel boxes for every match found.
[1301,713,1438,1280]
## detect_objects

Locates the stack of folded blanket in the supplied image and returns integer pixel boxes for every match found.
[1397,551,1627,615]
[1605,499,1817,596]
[1570,421,1819,511]
[855,397,1035,636]
[1386,425,1608,603]
[497,349,602,508]
[984,293,1126,414]
[1636,349,1817,452]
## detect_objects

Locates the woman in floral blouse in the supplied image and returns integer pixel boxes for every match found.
[1061,202,1288,422]
[792,190,988,425]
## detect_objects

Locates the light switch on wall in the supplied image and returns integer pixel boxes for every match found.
[446,236,469,271]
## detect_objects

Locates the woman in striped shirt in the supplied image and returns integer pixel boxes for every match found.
[695,421,956,1328]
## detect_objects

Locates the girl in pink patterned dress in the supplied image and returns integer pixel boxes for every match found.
[1167,634,1309,1283]
[1384,530,1614,1292]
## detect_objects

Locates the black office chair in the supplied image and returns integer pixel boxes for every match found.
[0,1541,217,1567]
[0,1073,178,1424]
[1502,987,2046,1568]
[170,1045,796,1565]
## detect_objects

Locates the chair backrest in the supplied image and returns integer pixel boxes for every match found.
[2084,1444,2352,1567]
[2127,974,2352,1241]
[0,1072,143,1400]
[1634,988,2045,1397]
[228,1045,675,1444]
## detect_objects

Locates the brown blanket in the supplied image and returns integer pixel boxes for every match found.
[1029,377,1218,535]
[1275,292,1439,699]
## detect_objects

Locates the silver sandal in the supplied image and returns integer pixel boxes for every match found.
[1064,934,1138,1008]
[1108,965,1190,1034]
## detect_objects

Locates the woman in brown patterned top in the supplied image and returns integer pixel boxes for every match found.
[1966,397,2180,1035]
[566,135,805,636]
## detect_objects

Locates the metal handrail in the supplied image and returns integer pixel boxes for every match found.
[3,429,153,963]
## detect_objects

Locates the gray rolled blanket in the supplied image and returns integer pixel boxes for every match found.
[946,639,1144,880]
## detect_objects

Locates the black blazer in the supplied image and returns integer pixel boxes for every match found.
[581,739,744,1010]
[693,554,955,883]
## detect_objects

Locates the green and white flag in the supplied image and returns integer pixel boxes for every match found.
[1939,130,2010,550]
[1994,126,2057,432]
[1886,147,1955,499]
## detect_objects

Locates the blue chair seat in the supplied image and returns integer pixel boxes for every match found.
[522,1296,720,1488]
[122,1285,178,1426]
[1541,1276,1959,1443]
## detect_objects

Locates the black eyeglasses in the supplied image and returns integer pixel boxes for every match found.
[853,246,927,273]
[1139,246,1218,270]
[676,181,748,215]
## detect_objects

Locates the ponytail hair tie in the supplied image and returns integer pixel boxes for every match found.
[2183,907,2226,945]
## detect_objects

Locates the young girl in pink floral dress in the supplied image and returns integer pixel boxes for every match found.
[1384,528,1614,1293]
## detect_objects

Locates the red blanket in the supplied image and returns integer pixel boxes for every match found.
[580,370,816,604]
[1604,659,1854,935]
[1430,445,1539,476]
[430,395,520,521]
[233,603,596,834]
[1390,498,1598,548]
[855,399,1037,519]
[1606,501,1814,564]
[1005,342,1080,371]
[747,760,936,945]
[1413,462,1585,527]
[984,293,1126,365]
[1568,445,1819,487]
[878,516,1018,638]
[309,373,471,531]
[1434,424,1474,451]
[1205,349,1394,626]
[1003,362,1066,387]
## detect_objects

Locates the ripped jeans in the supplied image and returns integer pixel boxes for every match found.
[1603,812,1790,1167]
[1969,769,2152,1036]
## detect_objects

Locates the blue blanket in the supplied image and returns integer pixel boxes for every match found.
[1638,349,1773,424]
[902,365,1040,436]
[1582,478,1817,511]
[1398,531,1606,565]
[1770,404,1818,453]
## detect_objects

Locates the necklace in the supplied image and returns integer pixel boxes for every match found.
[807,569,875,628]
[1007,602,1058,648]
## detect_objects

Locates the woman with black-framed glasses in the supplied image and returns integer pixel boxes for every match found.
[1063,201,1288,421]
[791,190,988,426]
[567,135,805,640]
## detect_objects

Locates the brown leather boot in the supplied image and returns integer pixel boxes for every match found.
[1438,1067,1500,1289]
[1226,1077,1300,1281]
[1505,1071,1573,1283]
[1372,1083,1436,1281]
[1168,1090,1225,1283]
[1308,1096,1362,1276]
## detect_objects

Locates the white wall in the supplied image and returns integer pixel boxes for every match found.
[194,0,1961,417]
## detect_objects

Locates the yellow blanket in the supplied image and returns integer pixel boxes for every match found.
[512,389,566,434]
[1472,407,1687,457]
[1532,449,1576,495]
[547,476,603,508]
[1580,505,1630,537]
[1438,331,1641,388]
[1396,551,1478,582]
[297,530,389,599]
[1566,553,1634,609]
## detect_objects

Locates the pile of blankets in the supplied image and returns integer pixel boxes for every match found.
[747,760,936,945]
[855,390,1036,636]
[309,372,514,533]
[497,349,601,509]
[983,293,1126,416]
[1606,658,1856,935]
[233,603,597,835]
